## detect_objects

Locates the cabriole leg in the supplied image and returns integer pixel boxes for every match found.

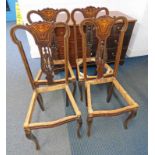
[25,129,40,150]
[77,116,83,138]
[124,110,137,129]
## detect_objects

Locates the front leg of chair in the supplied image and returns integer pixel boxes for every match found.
[25,129,40,150]
[123,110,137,129]
[87,116,93,137]
[106,83,114,103]
[77,116,83,138]
[37,93,45,111]
[78,81,83,101]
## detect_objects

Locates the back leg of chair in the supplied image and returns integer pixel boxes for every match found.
[25,129,40,150]
[123,110,137,129]
[77,116,83,138]
[87,116,93,137]
[78,81,83,101]
[37,94,45,111]
[106,83,114,103]
[85,86,88,107]
[66,92,69,107]
[72,80,76,97]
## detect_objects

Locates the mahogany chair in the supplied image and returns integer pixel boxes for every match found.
[10,21,82,150]
[27,8,76,102]
[79,16,139,136]
[71,6,113,101]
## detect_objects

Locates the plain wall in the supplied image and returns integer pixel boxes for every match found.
[18,0,148,58]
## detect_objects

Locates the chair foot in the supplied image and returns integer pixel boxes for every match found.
[37,94,45,111]
[77,116,83,138]
[78,81,83,101]
[106,83,114,103]
[66,92,69,107]
[123,110,137,129]
[25,130,40,150]
[72,81,76,97]
[87,116,93,137]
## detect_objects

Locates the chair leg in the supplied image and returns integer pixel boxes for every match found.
[72,80,76,97]
[25,129,40,150]
[37,93,45,111]
[78,81,83,101]
[66,92,69,107]
[85,86,88,107]
[106,83,114,103]
[123,110,137,129]
[77,116,83,138]
[87,116,93,137]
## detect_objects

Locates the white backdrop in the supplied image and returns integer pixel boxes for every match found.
[18,0,148,58]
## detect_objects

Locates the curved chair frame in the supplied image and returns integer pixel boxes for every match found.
[79,16,139,136]
[27,8,70,23]
[27,8,76,99]
[10,21,82,150]
[71,6,112,101]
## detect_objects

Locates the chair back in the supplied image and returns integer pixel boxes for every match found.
[10,21,70,85]
[71,6,109,59]
[79,15,128,80]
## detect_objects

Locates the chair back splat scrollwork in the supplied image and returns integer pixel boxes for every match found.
[10,21,70,85]
[27,8,70,61]
[27,8,70,24]
[79,16,128,79]
[71,6,109,59]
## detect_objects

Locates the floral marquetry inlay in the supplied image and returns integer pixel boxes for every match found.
[95,16,115,40]
[26,22,55,47]
[38,8,58,22]
[82,6,100,18]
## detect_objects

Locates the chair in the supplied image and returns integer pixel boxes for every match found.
[10,21,82,150]
[27,8,76,104]
[79,15,139,136]
[71,6,113,101]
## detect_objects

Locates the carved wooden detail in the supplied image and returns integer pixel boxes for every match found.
[27,8,70,23]
[71,6,109,60]
[11,21,70,85]
[37,8,58,22]
[26,22,57,84]
[79,16,128,79]
[95,16,115,78]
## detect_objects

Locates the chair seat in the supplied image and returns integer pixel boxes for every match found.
[86,77,139,115]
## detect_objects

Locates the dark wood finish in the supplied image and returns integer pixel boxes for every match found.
[49,10,136,67]
[10,21,82,150]
[27,8,70,23]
